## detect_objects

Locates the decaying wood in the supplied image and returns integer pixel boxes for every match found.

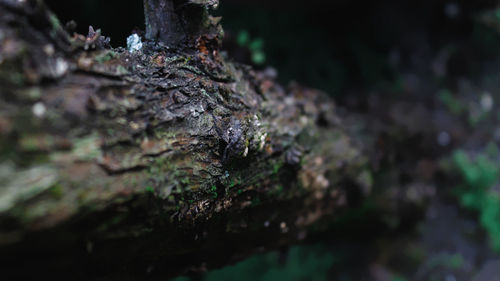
[0,0,441,280]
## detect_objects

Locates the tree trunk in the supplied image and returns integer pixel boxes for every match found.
[0,1,446,280]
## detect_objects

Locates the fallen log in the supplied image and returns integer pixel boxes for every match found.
[0,0,439,280]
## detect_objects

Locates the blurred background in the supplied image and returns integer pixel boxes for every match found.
[45,0,499,95]
[43,0,500,280]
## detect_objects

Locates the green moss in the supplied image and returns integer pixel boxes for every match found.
[19,135,40,151]
[116,65,129,75]
[180,177,190,185]
[49,184,64,199]
[272,162,282,175]
[145,186,155,193]
[154,130,177,139]
[19,134,57,152]
[95,51,119,63]
[72,134,101,161]
[146,152,204,200]
[210,185,217,199]
[228,179,236,189]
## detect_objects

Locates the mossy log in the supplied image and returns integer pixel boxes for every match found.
[0,1,436,280]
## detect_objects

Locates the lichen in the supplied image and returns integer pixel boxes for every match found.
[127,34,143,52]
[0,164,59,213]
[72,134,102,161]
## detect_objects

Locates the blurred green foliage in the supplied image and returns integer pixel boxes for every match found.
[438,89,465,115]
[419,252,465,275]
[169,244,339,281]
[438,88,493,128]
[236,30,266,65]
[446,253,465,270]
[452,148,500,250]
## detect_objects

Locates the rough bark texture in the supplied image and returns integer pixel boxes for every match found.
[144,0,222,47]
[0,1,436,280]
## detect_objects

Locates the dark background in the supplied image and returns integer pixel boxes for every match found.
[45,0,499,95]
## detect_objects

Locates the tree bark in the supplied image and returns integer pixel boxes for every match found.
[0,1,444,280]
[143,0,221,47]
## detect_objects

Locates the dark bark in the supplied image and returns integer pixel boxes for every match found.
[143,0,222,47]
[0,1,450,280]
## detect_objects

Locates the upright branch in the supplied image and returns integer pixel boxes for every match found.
[143,0,222,47]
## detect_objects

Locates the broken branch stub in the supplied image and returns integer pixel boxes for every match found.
[143,0,222,48]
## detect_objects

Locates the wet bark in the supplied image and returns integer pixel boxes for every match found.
[0,1,443,280]
[143,0,221,47]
